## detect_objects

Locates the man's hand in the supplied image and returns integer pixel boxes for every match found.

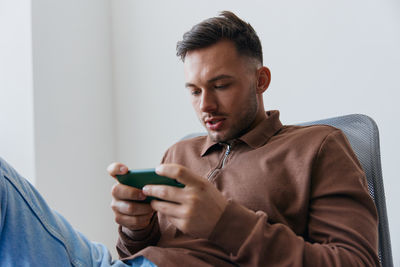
[142,163,228,239]
[107,162,155,231]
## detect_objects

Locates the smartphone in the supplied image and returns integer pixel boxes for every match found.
[115,168,184,202]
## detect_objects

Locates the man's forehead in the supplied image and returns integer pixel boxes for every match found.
[183,59,233,85]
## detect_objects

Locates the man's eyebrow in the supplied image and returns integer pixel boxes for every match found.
[185,75,234,88]
[185,82,196,88]
[207,74,234,83]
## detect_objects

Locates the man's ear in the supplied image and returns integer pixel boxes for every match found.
[256,66,271,94]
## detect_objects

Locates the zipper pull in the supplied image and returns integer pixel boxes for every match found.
[225,144,231,156]
[222,144,232,168]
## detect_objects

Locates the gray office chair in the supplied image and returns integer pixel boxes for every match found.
[299,114,393,267]
[184,114,393,266]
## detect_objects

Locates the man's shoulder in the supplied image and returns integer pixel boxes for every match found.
[172,134,207,150]
[162,135,207,163]
[281,123,340,137]
[273,123,345,149]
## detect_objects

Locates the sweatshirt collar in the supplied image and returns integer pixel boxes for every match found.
[200,110,283,156]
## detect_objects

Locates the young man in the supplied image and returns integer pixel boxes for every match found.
[109,11,380,266]
[0,11,379,267]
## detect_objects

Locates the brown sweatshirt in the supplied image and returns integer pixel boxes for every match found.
[117,110,380,267]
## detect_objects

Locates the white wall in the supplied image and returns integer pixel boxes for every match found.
[111,0,400,264]
[31,0,118,257]
[0,0,35,184]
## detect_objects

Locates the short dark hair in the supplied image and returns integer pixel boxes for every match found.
[176,11,263,64]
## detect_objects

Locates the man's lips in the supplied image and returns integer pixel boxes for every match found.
[204,117,226,131]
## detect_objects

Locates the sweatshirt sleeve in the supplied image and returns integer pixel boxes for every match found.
[208,129,380,266]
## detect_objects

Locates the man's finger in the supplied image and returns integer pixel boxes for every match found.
[155,164,203,186]
[107,162,128,177]
[111,198,154,216]
[142,184,185,203]
[111,183,147,201]
[113,212,154,231]
[150,199,182,218]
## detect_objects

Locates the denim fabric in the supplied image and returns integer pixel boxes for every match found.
[0,157,156,267]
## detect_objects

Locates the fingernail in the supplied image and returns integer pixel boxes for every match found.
[142,186,149,194]
[155,165,162,173]
[119,166,127,173]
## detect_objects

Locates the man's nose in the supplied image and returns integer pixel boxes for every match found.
[199,91,217,113]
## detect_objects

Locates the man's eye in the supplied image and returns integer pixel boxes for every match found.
[191,90,201,96]
[214,84,229,89]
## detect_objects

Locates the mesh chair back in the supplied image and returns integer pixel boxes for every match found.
[299,114,393,267]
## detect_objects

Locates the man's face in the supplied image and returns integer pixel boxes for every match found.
[184,40,264,143]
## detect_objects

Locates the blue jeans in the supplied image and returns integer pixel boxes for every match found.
[0,157,156,267]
